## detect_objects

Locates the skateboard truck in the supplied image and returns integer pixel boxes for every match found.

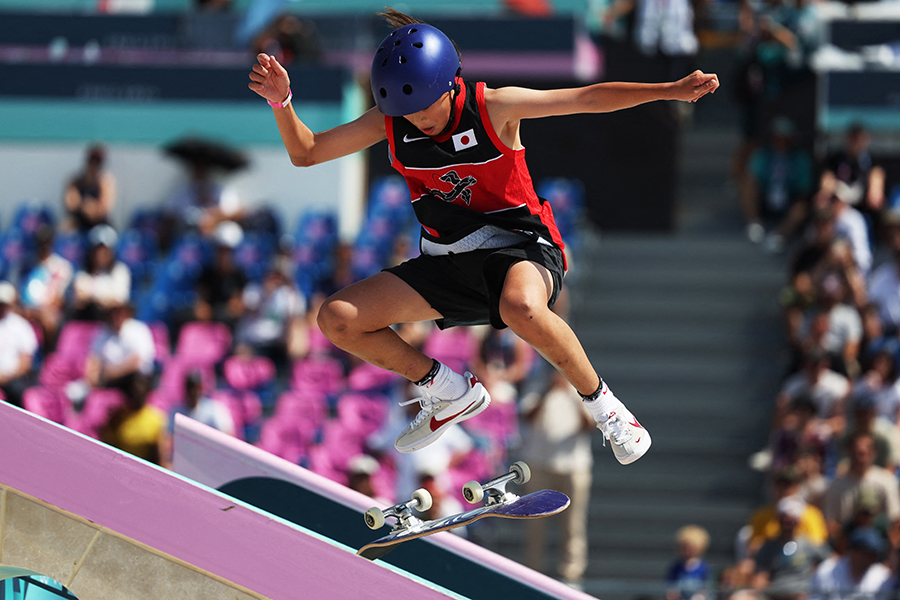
[364,488,433,532]
[462,460,531,506]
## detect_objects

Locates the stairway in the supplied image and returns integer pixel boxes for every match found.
[470,125,791,598]
[571,232,785,590]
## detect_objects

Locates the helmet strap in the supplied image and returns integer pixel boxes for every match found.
[436,82,461,138]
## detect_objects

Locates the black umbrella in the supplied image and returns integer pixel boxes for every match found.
[163,137,249,172]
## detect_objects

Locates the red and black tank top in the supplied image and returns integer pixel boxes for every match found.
[385,79,565,261]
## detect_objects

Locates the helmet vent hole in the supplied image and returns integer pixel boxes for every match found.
[402,84,413,95]
[379,88,387,98]
[376,47,383,53]
[394,40,402,46]
[413,42,423,48]
[400,55,407,64]
[381,58,388,67]
[409,28,417,34]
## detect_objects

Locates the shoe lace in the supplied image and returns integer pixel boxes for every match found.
[399,395,439,428]
[600,412,633,445]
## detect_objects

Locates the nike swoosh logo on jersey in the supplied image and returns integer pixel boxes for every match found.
[403,133,431,143]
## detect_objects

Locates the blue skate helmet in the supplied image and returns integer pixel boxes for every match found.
[370,23,460,117]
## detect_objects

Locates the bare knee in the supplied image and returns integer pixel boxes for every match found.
[498,292,548,334]
[316,295,359,344]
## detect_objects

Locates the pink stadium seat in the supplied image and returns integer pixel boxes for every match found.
[347,362,401,393]
[209,388,263,441]
[23,386,67,424]
[148,321,171,364]
[68,387,127,439]
[291,355,345,398]
[256,414,316,465]
[56,321,103,359]
[273,389,327,431]
[175,321,232,367]
[422,327,478,374]
[337,392,390,439]
[224,354,276,391]
[147,359,214,413]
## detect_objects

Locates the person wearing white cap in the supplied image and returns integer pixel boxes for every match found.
[69,224,131,321]
[752,495,830,600]
[0,281,39,407]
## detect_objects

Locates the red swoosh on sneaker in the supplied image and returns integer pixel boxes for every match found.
[430,401,478,432]
[629,417,643,429]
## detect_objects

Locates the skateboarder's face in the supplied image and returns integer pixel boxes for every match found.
[403,91,452,137]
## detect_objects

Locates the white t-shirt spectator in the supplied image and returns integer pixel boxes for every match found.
[73,262,131,306]
[779,369,851,419]
[809,554,891,600]
[0,311,38,378]
[868,260,900,331]
[92,318,156,376]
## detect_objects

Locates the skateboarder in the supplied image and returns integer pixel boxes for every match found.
[248,9,718,464]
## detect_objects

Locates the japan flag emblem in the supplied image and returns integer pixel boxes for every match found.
[452,129,478,152]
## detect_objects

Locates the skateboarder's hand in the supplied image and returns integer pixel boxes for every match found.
[249,53,291,106]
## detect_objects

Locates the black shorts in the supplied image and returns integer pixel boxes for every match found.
[384,238,565,330]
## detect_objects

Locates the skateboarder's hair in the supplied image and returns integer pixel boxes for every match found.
[378,7,426,28]
[377,7,462,63]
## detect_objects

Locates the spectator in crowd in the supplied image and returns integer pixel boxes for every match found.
[69,225,131,321]
[19,225,73,350]
[747,467,829,556]
[100,377,164,464]
[252,14,321,65]
[0,281,38,408]
[793,273,863,378]
[473,327,536,402]
[235,267,306,369]
[835,392,900,474]
[808,527,892,600]
[84,302,156,405]
[665,525,712,600]
[768,394,832,475]
[822,432,900,541]
[816,124,886,226]
[824,192,873,279]
[520,369,594,585]
[854,348,900,426]
[741,116,814,252]
[63,144,116,233]
[346,454,390,505]
[164,156,245,240]
[751,495,830,600]
[796,446,829,508]
[161,370,234,468]
[194,221,248,330]
[867,241,900,335]
[773,349,851,436]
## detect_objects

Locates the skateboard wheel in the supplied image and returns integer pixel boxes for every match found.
[462,481,484,504]
[412,488,433,512]
[510,461,531,485]
[364,507,385,530]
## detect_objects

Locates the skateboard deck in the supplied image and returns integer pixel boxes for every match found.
[358,489,569,560]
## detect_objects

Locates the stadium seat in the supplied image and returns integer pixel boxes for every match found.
[175,321,232,368]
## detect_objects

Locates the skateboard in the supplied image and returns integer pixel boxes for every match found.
[357,461,570,560]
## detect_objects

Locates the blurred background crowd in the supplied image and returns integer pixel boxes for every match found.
[1,0,899,596]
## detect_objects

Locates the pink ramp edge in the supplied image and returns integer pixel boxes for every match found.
[174,414,596,600]
[0,402,460,600]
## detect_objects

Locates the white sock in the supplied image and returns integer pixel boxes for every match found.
[420,362,469,400]
[583,379,624,420]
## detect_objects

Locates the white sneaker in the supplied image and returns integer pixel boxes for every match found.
[597,406,651,465]
[394,372,491,453]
